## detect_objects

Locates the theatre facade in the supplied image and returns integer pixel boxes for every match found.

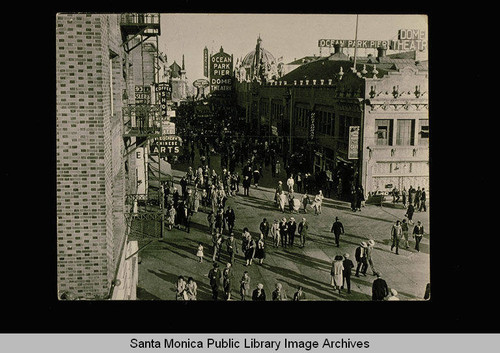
[234,44,429,198]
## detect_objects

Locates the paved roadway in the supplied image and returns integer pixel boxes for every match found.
[134,168,430,301]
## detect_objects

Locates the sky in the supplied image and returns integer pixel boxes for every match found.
[159,14,428,82]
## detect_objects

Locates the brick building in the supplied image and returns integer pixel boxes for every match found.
[56,13,161,299]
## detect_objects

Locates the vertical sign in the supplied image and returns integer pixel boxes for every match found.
[348,126,360,159]
[156,83,168,117]
[203,47,209,78]
[209,47,233,94]
[309,112,316,141]
[135,85,151,104]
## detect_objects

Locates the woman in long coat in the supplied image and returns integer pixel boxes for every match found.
[245,235,256,266]
[167,205,176,231]
[222,264,234,300]
[193,189,200,213]
[279,191,287,213]
[331,255,344,294]
[254,234,266,264]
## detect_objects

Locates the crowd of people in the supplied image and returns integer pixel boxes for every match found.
[167,101,428,301]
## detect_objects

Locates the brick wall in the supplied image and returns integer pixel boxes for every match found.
[56,13,128,299]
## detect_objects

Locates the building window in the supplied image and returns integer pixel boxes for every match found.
[375,119,393,145]
[396,119,415,146]
[419,119,429,145]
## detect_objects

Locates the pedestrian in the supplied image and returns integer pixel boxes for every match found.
[342,253,354,294]
[186,277,198,300]
[215,208,224,235]
[252,283,266,301]
[372,274,389,301]
[224,206,236,234]
[415,186,422,211]
[212,232,223,262]
[408,185,414,206]
[222,263,234,300]
[244,234,256,266]
[390,220,402,255]
[330,217,345,247]
[350,185,358,212]
[243,175,251,196]
[298,217,308,248]
[419,188,427,212]
[413,220,424,252]
[259,218,270,238]
[253,167,261,188]
[301,193,311,213]
[272,283,288,301]
[288,217,297,247]
[254,234,266,264]
[278,191,287,213]
[208,262,222,301]
[240,271,251,301]
[356,186,364,211]
[270,219,280,247]
[331,255,344,294]
[293,286,307,301]
[406,203,415,225]
[275,181,283,205]
[279,217,288,248]
[275,160,281,176]
[287,174,295,193]
[207,210,215,235]
[193,188,200,213]
[296,173,302,193]
[311,190,324,215]
[401,218,410,249]
[226,233,239,264]
[196,243,204,263]
[402,187,407,208]
[167,205,176,231]
[366,239,380,276]
[387,288,400,301]
[184,206,192,233]
[355,242,368,277]
[176,276,188,301]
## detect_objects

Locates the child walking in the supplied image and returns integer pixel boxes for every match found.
[196,243,204,263]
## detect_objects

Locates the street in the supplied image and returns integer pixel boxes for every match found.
[135,165,430,301]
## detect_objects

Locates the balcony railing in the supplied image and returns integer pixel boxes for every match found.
[120,13,160,26]
[120,13,161,36]
[123,104,162,137]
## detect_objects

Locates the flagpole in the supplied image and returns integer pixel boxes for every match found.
[353,14,359,72]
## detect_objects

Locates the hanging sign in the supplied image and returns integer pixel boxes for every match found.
[348,126,360,160]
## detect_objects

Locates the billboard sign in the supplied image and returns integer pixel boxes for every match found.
[135,85,151,104]
[348,126,360,160]
[162,121,175,135]
[156,82,171,116]
[151,135,182,156]
[203,47,209,78]
[210,47,233,94]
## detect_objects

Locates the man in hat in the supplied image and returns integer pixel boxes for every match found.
[279,217,288,248]
[366,239,380,276]
[298,217,309,248]
[413,220,424,252]
[226,233,239,264]
[275,181,283,205]
[208,262,222,301]
[224,206,236,235]
[355,242,368,277]
[390,220,402,255]
[342,253,355,294]
[288,217,297,247]
[259,218,270,239]
[330,217,345,247]
[270,219,280,247]
[372,274,389,301]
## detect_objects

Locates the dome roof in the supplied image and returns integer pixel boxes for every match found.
[241,47,276,67]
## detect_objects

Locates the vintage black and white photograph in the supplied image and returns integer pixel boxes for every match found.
[55,13,429,302]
